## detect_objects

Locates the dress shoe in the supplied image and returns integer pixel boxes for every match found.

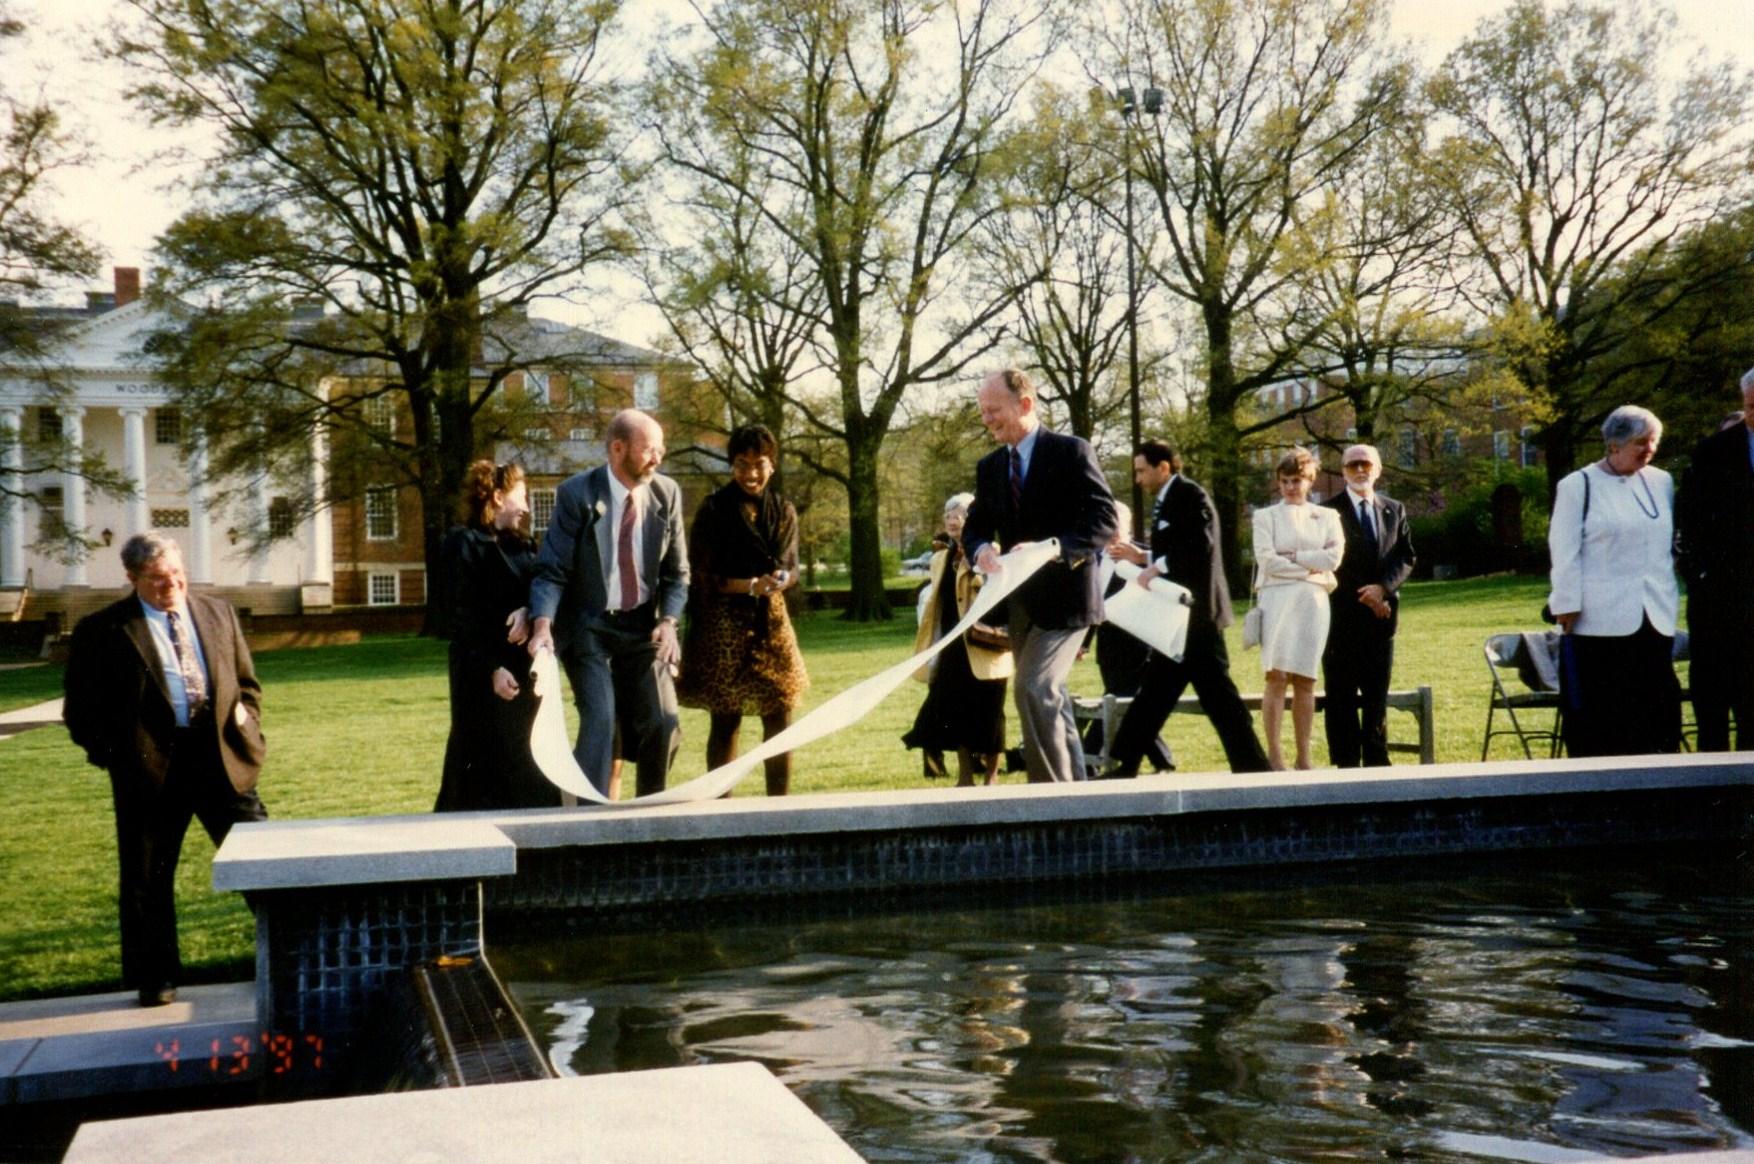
[138,984,177,1007]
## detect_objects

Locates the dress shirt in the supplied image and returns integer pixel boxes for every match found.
[1746,425,1753,471]
[605,472,649,610]
[1347,487,1376,534]
[138,597,210,728]
[1150,475,1179,572]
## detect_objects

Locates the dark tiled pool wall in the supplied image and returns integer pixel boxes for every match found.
[249,880,483,1091]
[487,787,1752,919]
[350,954,553,1093]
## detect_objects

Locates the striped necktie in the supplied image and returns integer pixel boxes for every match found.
[166,610,207,717]
[1008,446,1024,513]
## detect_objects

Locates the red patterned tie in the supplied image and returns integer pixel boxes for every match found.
[1009,446,1024,514]
[617,492,639,610]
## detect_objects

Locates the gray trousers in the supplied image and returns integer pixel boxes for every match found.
[1007,605,1089,783]
[564,609,680,797]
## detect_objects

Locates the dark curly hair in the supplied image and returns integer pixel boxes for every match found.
[460,459,526,530]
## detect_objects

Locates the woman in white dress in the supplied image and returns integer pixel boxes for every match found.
[1251,448,1344,769]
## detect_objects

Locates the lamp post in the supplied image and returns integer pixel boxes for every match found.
[1118,85,1163,539]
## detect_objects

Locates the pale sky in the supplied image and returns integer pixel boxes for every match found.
[10,0,1754,346]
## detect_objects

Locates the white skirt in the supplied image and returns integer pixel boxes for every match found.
[1258,580,1331,679]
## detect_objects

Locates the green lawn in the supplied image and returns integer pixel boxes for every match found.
[0,573,1568,1001]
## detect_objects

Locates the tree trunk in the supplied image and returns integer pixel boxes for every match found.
[1202,305,1249,598]
[841,440,892,621]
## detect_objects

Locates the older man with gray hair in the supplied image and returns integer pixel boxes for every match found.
[63,532,268,1006]
[1321,443,1416,767]
[1676,369,1754,751]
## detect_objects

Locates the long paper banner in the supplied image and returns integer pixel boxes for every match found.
[1097,558,1193,662]
[528,539,1064,805]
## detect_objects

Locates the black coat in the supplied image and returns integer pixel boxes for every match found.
[1677,422,1754,627]
[436,525,554,811]
[1148,475,1234,630]
[1323,491,1416,638]
[962,427,1118,630]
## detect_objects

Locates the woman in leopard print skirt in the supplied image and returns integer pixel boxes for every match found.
[677,425,809,794]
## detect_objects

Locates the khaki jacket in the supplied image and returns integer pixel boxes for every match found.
[912,548,1014,682]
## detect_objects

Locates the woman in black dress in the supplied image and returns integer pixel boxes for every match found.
[677,425,809,795]
[903,492,1011,786]
[435,460,557,810]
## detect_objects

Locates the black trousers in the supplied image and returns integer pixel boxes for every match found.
[1109,622,1269,774]
[1322,629,1395,767]
[1687,598,1751,752]
[1558,619,1682,758]
[111,728,268,989]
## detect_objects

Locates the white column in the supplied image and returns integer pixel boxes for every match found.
[0,406,22,587]
[119,406,149,536]
[62,406,87,585]
[188,432,213,585]
[247,472,271,583]
[305,420,333,586]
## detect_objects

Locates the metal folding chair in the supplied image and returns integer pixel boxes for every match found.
[1482,632,1564,760]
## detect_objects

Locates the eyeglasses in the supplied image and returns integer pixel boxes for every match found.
[1343,460,1376,471]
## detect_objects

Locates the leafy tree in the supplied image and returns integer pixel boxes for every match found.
[1107,0,1400,592]
[1426,0,1754,494]
[648,0,1049,620]
[116,0,633,612]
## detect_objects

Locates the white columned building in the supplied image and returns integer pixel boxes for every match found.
[0,406,22,588]
[61,406,87,586]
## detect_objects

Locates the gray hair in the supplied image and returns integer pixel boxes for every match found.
[943,491,974,515]
[120,531,182,575]
[1601,405,1662,448]
[1740,366,1754,397]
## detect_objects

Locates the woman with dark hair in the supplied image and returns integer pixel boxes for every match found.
[902,491,1011,786]
[677,425,809,795]
[435,460,557,811]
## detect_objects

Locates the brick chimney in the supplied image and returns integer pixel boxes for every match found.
[114,267,141,307]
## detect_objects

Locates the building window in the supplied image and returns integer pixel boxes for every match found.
[1520,425,1539,468]
[635,372,659,411]
[568,427,593,442]
[1397,429,1417,469]
[368,572,399,606]
[269,496,296,539]
[365,486,398,540]
[151,508,191,528]
[1493,429,1511,460]
[530,488,556,537]
[38,486,63,539]
[155,407,182,445]
[1441,428,1461,457]
[525,370,550,407]
[37,408,60,442]
[524,427,548,442]
[362,394,395,437]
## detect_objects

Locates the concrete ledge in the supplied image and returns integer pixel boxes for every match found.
[214,818,515,891]
[210,754,1751,894]
[63,1061,864,1163]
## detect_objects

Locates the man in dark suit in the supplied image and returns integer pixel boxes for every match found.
[1321,443,1416,767]
[1105,440,1269,775]
[63,532,268,1006]
[1675,371,1754,751]
[1083,503,1174,774]
[530,409,691,796]
[963,368,1117,783]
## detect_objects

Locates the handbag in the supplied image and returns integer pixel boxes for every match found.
[1241,549,1264,649]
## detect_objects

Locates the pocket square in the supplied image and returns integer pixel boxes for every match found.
[234,703,249,728]
[1155,519,1169,531]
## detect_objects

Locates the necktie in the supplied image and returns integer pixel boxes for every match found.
[1008,447,1024,513]
[617,492,640,610]
[1152,493,1164,526]
[1358,499,1377,543]
[166,610,207,717]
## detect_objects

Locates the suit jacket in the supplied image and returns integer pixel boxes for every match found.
[447,525,538,690]
[529,464,690,650]
[1149,475,1234,630]
[63,590,266,796]
[1323,491,1415,637]
[962,427,1117,630]
[1677,422,1754,624]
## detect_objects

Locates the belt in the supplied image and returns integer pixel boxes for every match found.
[600,602,656,625]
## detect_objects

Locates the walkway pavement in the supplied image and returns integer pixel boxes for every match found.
[0,698,62,741]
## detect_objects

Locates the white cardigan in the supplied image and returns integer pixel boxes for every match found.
[1546,463,1679,637]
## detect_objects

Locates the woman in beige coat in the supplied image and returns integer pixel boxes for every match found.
[903,493,1014,785]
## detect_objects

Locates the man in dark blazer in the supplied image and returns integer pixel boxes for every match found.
[1321,443,1416,767]
[1675,371,1754,751]
[963,368,1118,783]
[63,532,268,1006]
[1105,440,1270,775]
[530,409,691,796]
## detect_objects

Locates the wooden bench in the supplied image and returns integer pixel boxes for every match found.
[1073,686,1436,768]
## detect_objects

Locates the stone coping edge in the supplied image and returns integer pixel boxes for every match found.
[211,755,1750,893]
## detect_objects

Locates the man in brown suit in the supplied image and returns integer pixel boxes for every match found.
[63,532,268,1005]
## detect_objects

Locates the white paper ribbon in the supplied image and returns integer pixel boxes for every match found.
[1097,558,1193,662]
[529,539,1065,805]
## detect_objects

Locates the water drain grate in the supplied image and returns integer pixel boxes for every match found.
[412,954,554,1088]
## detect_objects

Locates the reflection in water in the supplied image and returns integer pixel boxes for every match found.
[496,853,1754,1162]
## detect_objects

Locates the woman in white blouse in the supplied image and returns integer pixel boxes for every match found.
[1547,405,1682,757]
[1251,448,1345,769]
